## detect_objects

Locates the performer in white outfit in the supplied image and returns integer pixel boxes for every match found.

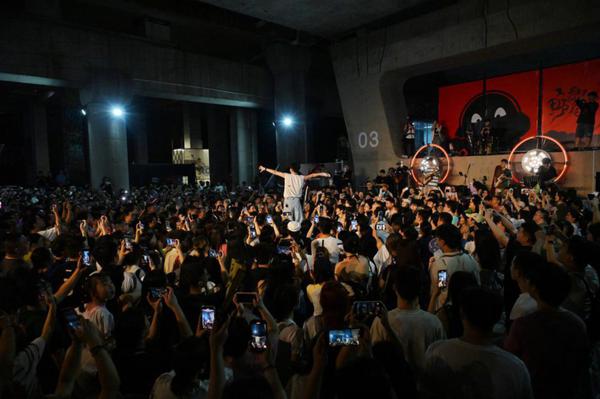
[258,164,330,223]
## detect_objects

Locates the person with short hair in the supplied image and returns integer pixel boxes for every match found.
[258,163,330,223]
[424,288,533,399]
[310,217,343,266]
[505,264,589,399]
[334,234,370,284]
[546,235,599,321]
[508,251,544,321]
[371,266,445,376]
[575,91,598,149]
[428,224,480,312]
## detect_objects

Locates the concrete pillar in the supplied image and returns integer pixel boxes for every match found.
[265,43,311,167]
[80,71,132,190]
[26,100,50,180]
[207,105,230,185]
[128,112,148,164]
[230,107,258,186]
[85,102,130,190]
[183,103,203,149]
[182,102,191,149]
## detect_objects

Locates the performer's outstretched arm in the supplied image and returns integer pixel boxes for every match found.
[305,172,331,181]
[258,165,286,178]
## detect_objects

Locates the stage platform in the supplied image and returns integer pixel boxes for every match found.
[438,150,600,195]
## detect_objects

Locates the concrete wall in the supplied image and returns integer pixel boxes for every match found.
[331,0,600,183]
[0,15,272,108]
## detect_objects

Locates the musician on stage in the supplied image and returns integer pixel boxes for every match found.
[479,119,493,155]
[432,120,445,147]
[537,157,557,190]
[403,116,416,156]
[575,91,598,150]
[492,159,512,194]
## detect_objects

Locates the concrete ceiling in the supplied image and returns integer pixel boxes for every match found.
[196,0,432,38]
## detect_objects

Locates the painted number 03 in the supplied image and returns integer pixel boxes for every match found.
[357,131,379,148]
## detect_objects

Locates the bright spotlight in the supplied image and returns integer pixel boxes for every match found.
[522,149,550,174]
[281,116,294,128]
[419,156,440,174]
[81,109,87,116]
[110,106,125,118]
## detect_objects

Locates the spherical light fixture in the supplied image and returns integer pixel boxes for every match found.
[521,149,550,174]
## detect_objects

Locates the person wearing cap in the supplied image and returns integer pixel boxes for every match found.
[258,163,330,223]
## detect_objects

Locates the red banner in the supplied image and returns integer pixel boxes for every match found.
[439,59,600,151]
[438,80,483,139]
[487,70,538,140]
[542,59,600,138]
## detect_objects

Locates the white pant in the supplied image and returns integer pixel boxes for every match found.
[284,197,303,223]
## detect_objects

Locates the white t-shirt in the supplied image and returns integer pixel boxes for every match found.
[510,293,537,320]
[311,236,342,265]
[373,245,392,276]
[150,369,232,399]
[37,226,59,242]
[334,255,370,279]
[122,264,146,301]
[80,305,114,338]
[424,339,533,399]
[429,252,481,311]
[306,283,324,316]
[13,337,46,398]
[151,371,207,399]
[278,320,303,358]
[371,309,445,374]
[283,173,305,198]
[79,305,114,374]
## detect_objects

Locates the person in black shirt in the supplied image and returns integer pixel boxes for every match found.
[537,158,557,190]
[403,117,416,156]
[575,91,598,149]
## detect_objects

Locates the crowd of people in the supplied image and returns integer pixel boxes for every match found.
[0,162,599,399]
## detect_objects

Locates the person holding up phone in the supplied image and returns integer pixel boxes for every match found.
[54,318,120,398]
[428,224,480,312]
[78,272,116,375]
[11,295,56,398]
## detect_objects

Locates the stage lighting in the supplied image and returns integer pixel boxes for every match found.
[521,149,550,174]
[110,105,125,118]
[281,116,294,128]
[81,109,87,116]
[419,156,439,174]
